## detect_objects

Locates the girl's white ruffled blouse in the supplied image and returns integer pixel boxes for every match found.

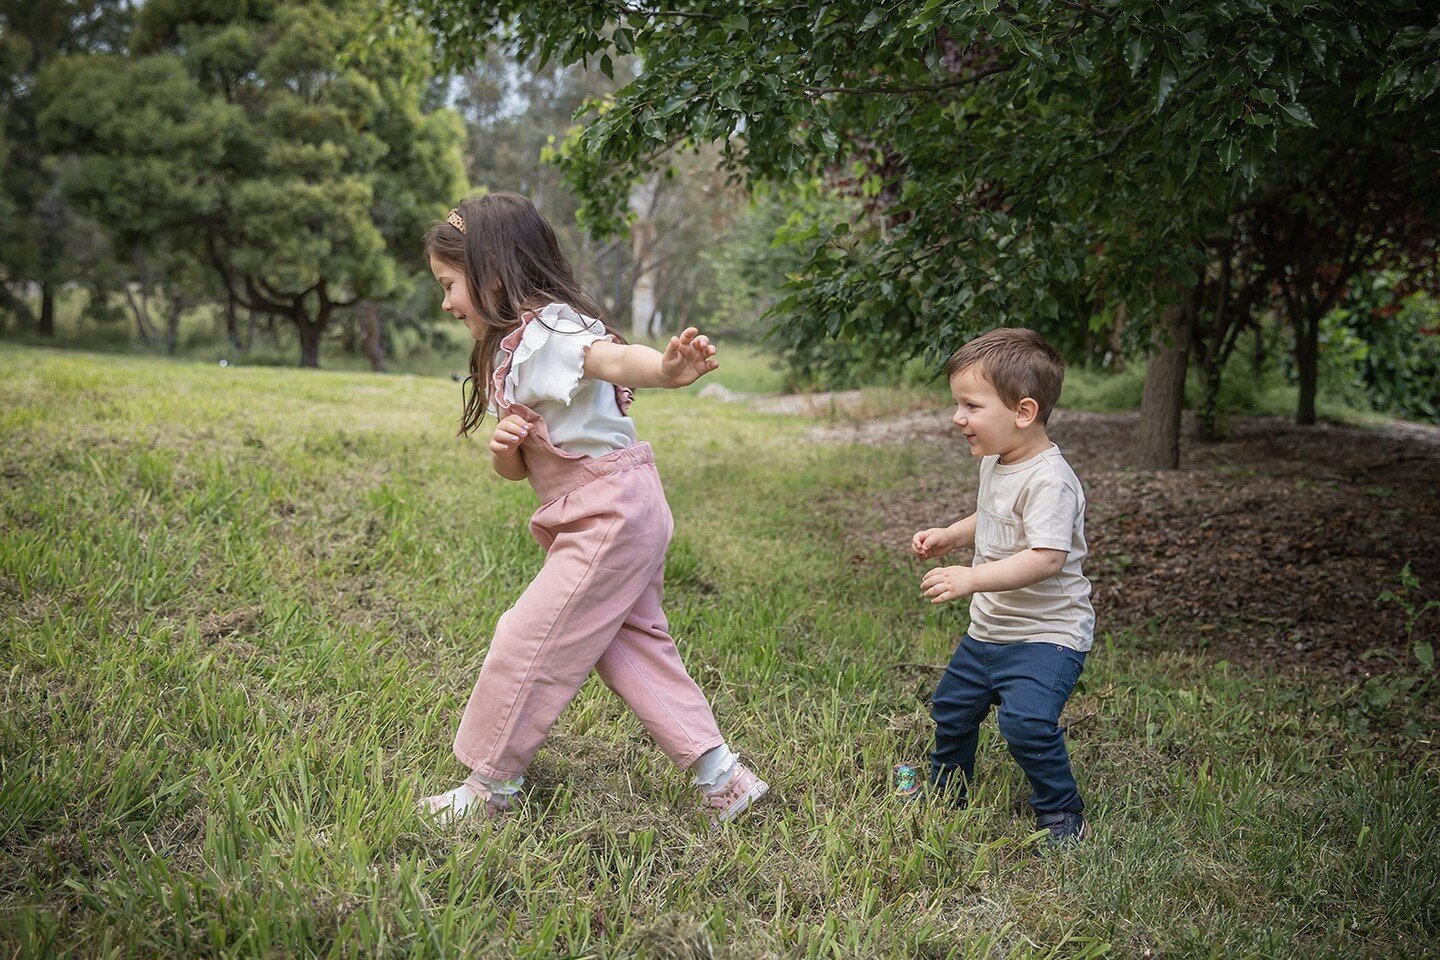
[494,302,637,458]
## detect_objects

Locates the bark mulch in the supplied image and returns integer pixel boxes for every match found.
[806,406,1440,689]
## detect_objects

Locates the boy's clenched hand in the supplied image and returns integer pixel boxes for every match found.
[911,527,956,560]
[921,565,976,604]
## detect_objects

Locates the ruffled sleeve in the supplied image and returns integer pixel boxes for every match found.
[503,303,614,408]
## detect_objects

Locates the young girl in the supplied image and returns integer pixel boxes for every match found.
[419,193,768,826]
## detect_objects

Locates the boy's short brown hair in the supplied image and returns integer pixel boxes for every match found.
[944,327,1065,423]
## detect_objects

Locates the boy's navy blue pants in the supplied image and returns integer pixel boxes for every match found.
[930,634,1086,816]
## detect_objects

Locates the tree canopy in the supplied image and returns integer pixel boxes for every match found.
[400,0,1439,462]
[39,0,467,366]
[0,1,131,335]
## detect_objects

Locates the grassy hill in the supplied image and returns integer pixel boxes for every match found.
[2,344,1434,958]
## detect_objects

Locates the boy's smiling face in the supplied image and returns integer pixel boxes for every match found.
[949,364,1025,459]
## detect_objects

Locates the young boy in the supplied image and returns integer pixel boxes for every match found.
[910,327,1095,847]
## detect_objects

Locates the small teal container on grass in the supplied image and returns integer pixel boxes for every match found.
[893,763,922,801]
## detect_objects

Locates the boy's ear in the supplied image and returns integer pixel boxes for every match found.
[1014,397,1040,428]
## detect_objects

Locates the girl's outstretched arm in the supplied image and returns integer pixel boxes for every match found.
[584,327,718,389]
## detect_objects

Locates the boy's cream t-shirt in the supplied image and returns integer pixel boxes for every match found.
[969,444,1095,652]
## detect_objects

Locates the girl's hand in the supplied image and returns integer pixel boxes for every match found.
[912,527,954,560]
[659,327,719,387]
[922,565,975,604]
[490,414,530,457]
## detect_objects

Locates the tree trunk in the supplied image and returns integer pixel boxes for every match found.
[224,295,244,351]
[123,284,158,347]
[1137,299,1193,470]
[166,293,184,355]
[629,175,660,339]
[1295,306,1320,425]
[0,283,37,332]
[298,320,322,368]
[1108,303,1126,373]
[358,301,386,373]
[38,282,55,337]
[1197,349,1224,442]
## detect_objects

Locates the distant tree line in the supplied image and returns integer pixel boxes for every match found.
[1,0,469,368]
[4,2,1436,448]
[0,1,772,369]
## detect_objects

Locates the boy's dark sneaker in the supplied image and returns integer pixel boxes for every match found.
[1035,811,1088,850]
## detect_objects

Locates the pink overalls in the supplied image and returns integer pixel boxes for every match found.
[453,317,726,781]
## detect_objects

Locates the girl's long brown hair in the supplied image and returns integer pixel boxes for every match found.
[424,193,621,436]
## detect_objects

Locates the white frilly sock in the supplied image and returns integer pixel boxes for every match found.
[691,744,740,793]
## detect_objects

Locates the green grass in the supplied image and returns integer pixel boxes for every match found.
[1,288,792,390]
[2,343,1435,959]
[686,341,789,395]
[10,287,1415,430]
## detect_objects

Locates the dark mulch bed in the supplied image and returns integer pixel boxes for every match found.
[812,407,1440,688]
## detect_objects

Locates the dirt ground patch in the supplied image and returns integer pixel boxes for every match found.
[802,403,1440,687]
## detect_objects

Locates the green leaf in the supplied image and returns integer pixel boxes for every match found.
[1246,44,1275,75]
[1154,64,1178,108]
[1279,101,1315,127]
[1125,35,1153,75]
[1415,641,1435,672]
[1218,138,1239,169]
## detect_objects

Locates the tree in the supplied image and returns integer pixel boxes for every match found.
[399,0,1439,465]
[0,0,130,336]
[1261,158,1438,426]
[1189,225,1275,442]
[451,49,633,320]
[453,45,750,339]
[40,0,467,367]
[1188,67,1440,434]
[1331,272,1440,423]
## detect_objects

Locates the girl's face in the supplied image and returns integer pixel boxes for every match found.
[429,254,483,340]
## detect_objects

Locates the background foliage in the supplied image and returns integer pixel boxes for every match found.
[1,1,1437,424]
